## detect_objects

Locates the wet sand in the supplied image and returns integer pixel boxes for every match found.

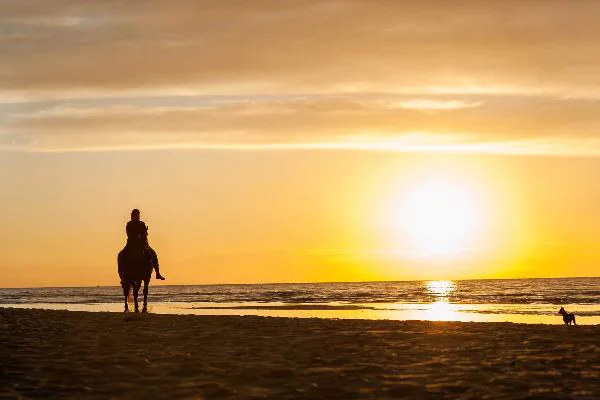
[1,308,598,399]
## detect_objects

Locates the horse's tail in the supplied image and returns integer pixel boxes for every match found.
[117,250,125,282]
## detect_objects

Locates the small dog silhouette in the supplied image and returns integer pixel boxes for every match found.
[558,307,576,325]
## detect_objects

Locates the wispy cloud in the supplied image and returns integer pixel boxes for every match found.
[2,1,600,154]
[387,99,484,110]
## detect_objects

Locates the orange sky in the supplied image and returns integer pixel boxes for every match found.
[2,1,600,287]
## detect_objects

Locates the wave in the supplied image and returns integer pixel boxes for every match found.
[1,277,599,307]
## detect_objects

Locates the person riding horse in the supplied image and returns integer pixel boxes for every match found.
[123,209,165,280]
[117,209,165,312]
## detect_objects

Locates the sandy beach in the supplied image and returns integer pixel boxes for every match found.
[1,308,598,399]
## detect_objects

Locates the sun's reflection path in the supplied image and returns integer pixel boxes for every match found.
[424,280,460,321]
[427,280,454,301]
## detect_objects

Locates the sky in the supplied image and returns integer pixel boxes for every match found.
[2,1,600,287]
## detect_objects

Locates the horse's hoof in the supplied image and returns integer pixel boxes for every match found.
[142,307,148,313]
[134,309,139,313]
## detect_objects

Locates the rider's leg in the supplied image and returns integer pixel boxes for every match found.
[149,247,165,280]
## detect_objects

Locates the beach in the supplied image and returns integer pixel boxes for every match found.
[1,308,598,399]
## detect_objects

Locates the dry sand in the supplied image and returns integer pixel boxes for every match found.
[1,308,598,399]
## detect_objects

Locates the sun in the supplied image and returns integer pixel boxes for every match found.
[396,180,482,257]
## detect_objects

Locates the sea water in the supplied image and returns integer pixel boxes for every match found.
[1,278,598,324]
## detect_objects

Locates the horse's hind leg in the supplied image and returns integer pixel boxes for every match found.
[142,279,149,313]
[118,252,129,312]
[121,282,129,312]
[133,281,141,313]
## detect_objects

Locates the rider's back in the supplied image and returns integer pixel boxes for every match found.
[126,220,148,246]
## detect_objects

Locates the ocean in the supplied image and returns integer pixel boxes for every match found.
[1,277,598,324]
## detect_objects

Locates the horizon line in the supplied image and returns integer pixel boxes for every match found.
[1,275,598,290]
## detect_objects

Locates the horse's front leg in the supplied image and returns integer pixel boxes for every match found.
[142,279,149,313]
[121,282,129,312]
[133,281,141,313]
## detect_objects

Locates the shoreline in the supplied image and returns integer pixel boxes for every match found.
[2,308,599,399]
[3,302,600,325]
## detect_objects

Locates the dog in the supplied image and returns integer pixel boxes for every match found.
[557,307,576,325]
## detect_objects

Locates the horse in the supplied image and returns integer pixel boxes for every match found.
[118,239,154,313]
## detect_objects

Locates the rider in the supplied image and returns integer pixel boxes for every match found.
[125,209,165,280]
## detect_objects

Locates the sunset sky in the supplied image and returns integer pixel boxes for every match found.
[2,1,600,287]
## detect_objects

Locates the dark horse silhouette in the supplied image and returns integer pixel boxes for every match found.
[118,241,154,313]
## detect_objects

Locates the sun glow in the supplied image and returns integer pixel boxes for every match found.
[397,180,483,258]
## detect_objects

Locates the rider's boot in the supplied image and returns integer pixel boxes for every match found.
[155,268,166,280]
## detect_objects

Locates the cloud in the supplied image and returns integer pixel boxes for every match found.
[2,1,600,153]
[3,0,600,94]
[3,93,600,154]
[387,99,484,110]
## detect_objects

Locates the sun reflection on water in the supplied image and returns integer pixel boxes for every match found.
[427,280,454,300]
[425,280,460,321]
